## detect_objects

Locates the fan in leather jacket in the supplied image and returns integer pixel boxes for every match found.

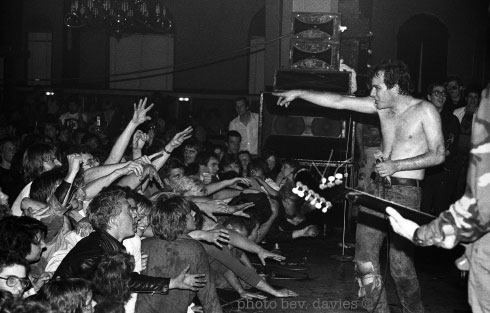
[53,229,169,294]
[50,180,170,294]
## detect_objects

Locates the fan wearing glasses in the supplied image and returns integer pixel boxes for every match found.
[0,250,30,298]
[420,82,461,215]
[445,76,466,112]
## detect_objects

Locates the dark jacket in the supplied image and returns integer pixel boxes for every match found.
[54,230,170,294]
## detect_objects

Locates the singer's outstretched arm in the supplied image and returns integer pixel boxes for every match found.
[273,90,377,114]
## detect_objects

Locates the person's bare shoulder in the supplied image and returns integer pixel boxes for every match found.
[411,98,438,116]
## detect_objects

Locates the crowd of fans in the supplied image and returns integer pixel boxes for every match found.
[0,74,481,312]
[0,94,321,313]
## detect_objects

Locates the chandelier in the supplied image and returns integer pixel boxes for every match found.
[64,0,173,37]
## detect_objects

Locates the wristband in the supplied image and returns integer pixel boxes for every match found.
[163,147,172,154]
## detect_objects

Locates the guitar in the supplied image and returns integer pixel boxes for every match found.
[293,179,436,225]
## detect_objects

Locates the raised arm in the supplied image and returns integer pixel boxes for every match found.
[222,227,284,265]
[148,126,193,171]
[254,198,279,243]
[273,90,377,114]
[84,161,144,199]
[84,162,127,183]
[104,98,154,165]
[203,177,250,196]
[131,130,149,160]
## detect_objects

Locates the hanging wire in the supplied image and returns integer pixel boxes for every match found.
[51,32,292,84]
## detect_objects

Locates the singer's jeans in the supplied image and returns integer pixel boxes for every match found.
[355,182,424,313]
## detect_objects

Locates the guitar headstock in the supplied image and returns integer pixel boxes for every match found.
[292,181,332,213]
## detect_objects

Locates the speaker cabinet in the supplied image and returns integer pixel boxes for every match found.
[274,68,352,93]
[260,92,354,162]
[290,13,341,70]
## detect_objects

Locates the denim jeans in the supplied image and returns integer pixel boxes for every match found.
[355,182,424,313]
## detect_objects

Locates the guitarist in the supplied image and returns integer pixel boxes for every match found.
[274,61,445,313]
[387,83,490,313]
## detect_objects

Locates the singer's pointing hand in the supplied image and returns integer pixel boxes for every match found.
[375,160,398,177]
[273,90,304,107]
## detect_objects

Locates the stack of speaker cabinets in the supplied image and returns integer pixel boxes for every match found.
[260,12,354,164]
[289,12,341,70]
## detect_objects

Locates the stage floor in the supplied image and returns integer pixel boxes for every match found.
[219,228,470,313]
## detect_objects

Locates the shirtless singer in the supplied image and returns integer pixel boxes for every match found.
[274,61,445,313]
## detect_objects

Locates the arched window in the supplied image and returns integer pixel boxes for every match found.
[248,7,265,95]
[397,14,448,95]
[26,14,53,85]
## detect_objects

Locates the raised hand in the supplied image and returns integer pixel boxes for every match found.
[131,98,155,125]
[166,126,193,152]
[169,265,206,291]
[272,90,304,108]
[67,153,83,176]
[132,130,149,150]
[257,249,286,266]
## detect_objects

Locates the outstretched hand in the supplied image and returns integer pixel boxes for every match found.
[272,90,304,108]
[131,98,154,125]
[201,229,230,248]
[229,202,254,218]
[116,161,145,177]
[239,290,268,300]
[169,265,206,291]
[257,249,285,266]
[229,177,251,190]
[274,288,299,298]
[166,126,193,152]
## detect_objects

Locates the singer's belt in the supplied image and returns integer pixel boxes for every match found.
[390,177,421,187]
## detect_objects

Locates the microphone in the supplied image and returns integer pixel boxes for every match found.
[374,150,391,188]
